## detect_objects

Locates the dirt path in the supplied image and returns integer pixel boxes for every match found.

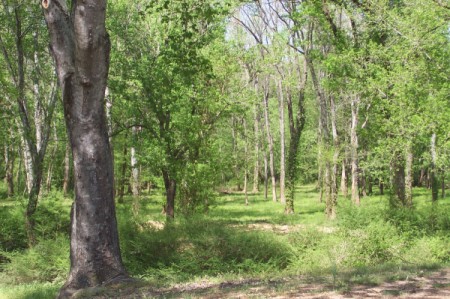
[89,268,450,298]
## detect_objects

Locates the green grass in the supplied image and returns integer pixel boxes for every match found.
[1,184,449,298]
[0,283,59,299]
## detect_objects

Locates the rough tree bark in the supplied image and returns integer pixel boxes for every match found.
[42,0,129,296]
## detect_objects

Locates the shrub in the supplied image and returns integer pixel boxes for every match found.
[0,235,69,284]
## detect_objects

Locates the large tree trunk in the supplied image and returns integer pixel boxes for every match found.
[43,1,129,296]
[350,95,360,205]
[262,78,277,202]
[277,79,286,204]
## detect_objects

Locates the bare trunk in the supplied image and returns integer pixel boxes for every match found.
[244,118,249,205]
[405,144,413,206]
[430,133,438,202]
[264,149,268,200]
[162,169,176,219]
[63,142,71,196]
[118,144,128,204]
[441,171,445,199]
[262,78,277,202]
[4,145,15,197]
[328,95,338,219]
[131,127,140,197]
[379,180,384,195]
[21,135,34,194]
[391,156,406,207]
[253,85,260,193]
[350,95,360,205]
[43,1,129,295]
[340,159,348,197]
[277,79,286,204]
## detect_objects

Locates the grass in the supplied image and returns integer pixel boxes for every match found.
[1,184,449,298]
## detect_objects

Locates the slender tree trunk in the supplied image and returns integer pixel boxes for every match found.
[231,116,241,191]
[419,168,426,187]
[63,142,71,196]
[46,124,59,192]
[252,83,260,193]
[21,135,34,194]
[350,95,360,205]
[262,78,277,202]
[277,79,286,204]
[441,171,445,199]
[162,169,176,219]
[118,144,128,204]
[243,118,249,205]
[43,1,129,296]
[379,180,384,195]
[391,156,406,207]
[4,145,15,197]
[340,159,348,197]
[430,132,438,202]
[405,144,413,207]
[360,170,367,197]
[264,149,268,200]
[131,127,140,197]
[328,95,338,219]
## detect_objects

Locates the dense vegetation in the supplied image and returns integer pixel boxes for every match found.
[0,0,449,297]
[1,185,449,298]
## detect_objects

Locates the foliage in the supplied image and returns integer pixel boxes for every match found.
[0,235,69,284]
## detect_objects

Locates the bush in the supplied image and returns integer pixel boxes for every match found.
[0,206,28,251]
[0,235,69,284]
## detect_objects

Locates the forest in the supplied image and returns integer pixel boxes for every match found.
[0,0,449,298]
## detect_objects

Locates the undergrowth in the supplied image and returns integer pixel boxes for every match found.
[0,186,449,298]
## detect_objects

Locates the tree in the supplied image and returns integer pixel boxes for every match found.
[42,0,129,296]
